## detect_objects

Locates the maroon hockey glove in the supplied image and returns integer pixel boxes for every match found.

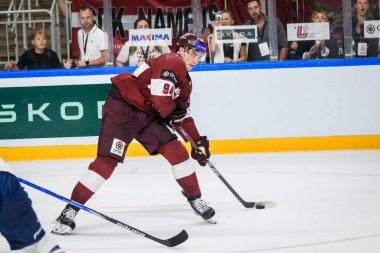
[169,104,187,120]
[165,104,187,127]
[191,136,210,166]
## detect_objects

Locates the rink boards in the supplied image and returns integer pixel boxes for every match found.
[1,58,379,161]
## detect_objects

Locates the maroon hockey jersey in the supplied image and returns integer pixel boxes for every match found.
[111,52,201,140]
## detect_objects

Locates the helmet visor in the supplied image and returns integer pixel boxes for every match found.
[193,41,207,61]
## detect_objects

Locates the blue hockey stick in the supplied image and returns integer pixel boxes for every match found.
[18,177,188,247]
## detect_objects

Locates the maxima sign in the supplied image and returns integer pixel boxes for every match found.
[129,28,172,46]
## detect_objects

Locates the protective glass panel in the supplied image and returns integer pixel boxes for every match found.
[286,0,345,60]
[244,0,289,62]
[207,11,251,63]
[350,0,380,58]
[208,0,288,63]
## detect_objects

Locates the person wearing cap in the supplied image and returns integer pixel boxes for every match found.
[52,33,215,235]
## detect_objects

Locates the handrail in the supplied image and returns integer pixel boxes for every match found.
[50,0,58,13]
[0,0,62,65]
[7,0,16,12]
[12,0,27,33]
[63,0,72,58]
[0,9,52,15]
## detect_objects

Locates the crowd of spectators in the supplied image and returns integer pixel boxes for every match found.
[3,0,379,70]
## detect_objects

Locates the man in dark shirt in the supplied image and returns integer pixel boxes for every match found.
[244,0,288,61]
[3,28,72,70]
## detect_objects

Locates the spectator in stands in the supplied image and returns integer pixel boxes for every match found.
[208,10,247,63]
[244,0,288,61]
[352,0,379,57]
[115,18,171,67]
[294,10,339,60]
[75,6,108,68]
[3,28,72,70]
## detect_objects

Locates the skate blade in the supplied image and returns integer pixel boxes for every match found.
[193,211,217,224]
[204,218,217,224]
[51,223,73,235]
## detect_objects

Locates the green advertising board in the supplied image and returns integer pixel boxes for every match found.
[0,84,111,140]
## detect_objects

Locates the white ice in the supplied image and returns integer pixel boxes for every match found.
[1,150,380,253]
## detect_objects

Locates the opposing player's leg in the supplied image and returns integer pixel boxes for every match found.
[53,95,147,235]
[22,234,64,253]
[0,172,64,252]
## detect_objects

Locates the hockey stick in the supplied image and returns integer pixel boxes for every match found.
[18,177,188,247]
[176,126,275,209]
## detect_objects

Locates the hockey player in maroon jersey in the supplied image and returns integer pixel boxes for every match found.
[52,33,215,235]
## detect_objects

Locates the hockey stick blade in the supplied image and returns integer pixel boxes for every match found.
[176,126,275,209]
[156,229,188,247]
[206,160,276,208]
[205,160,256,208]
[18,177,188,247]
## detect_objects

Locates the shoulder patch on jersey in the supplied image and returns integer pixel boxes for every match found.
[161,70,178,84]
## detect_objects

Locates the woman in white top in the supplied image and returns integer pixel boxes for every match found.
[208,10,247,63]
[116,18,171,67]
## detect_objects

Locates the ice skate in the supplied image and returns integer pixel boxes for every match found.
[183,192,216,224]
[21,234,65,253]
[51,205,78,235]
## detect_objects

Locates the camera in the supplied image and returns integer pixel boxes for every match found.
[215,12,221,22]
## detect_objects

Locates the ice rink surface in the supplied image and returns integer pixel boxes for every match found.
[1,150,380,253]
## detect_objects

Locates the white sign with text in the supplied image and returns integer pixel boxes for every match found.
[215,25,258,43]
[128,28,172,46]
[287,22,330,41]
[364,20,380,38]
